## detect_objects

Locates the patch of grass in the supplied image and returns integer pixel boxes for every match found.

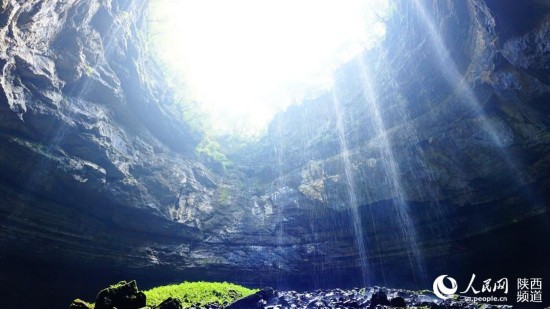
[143,281,258,307]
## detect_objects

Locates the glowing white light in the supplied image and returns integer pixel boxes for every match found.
[149,0,390,136]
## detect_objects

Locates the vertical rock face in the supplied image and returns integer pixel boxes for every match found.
[0,0,549,307]
[0,0,214,300]
[229,0,550,289]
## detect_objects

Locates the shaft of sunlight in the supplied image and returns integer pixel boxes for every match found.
[358,57,427,285]
[332,89,371,287]
[412,0,537,190]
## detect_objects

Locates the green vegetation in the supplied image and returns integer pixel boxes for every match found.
[143,281,258,307]
[196,138,231,170]
[70,298,92,308]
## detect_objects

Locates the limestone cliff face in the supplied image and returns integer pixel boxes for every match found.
[0,0,549,307]
[229,0,550,286]
[0,0,208,273]
[251,0,550,208]
[0,0,301,291]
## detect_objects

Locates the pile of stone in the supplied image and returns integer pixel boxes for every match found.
[227,287,513,309]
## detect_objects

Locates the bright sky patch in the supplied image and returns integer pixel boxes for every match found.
[149,0,391,137]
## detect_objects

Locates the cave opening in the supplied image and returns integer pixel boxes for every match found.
[147,0,392,138]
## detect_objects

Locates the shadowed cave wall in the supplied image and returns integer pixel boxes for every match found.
[0,0,549,307]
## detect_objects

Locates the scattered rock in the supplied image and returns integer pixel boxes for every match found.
[94,280,146,309]
[223,286,514,309]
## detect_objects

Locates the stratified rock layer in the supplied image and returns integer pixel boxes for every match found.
[0,0,549,308]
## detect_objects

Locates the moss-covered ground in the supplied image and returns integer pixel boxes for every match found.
[143,281,258,307]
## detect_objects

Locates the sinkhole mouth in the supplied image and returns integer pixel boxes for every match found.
[148,0,392,138]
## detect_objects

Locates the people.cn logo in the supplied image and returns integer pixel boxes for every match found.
[433,275,458,300]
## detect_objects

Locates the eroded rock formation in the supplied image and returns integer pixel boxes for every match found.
[0,0,549,307]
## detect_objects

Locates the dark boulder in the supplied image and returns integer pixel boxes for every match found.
[153,297,183,309]
[368,290,391,309]
[94,280,146,309]
[390,296,407,307]
[226,287,275,309]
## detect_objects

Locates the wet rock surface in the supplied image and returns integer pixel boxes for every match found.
[0,0,549,308]
[223,287,512,309]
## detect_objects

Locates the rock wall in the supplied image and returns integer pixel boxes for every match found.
[0,0,549,307]
[226,0,550,286]
[0,0,217,304]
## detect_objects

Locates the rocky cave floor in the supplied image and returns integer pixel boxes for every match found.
[227,287,512,309]
[71,280,514,309]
